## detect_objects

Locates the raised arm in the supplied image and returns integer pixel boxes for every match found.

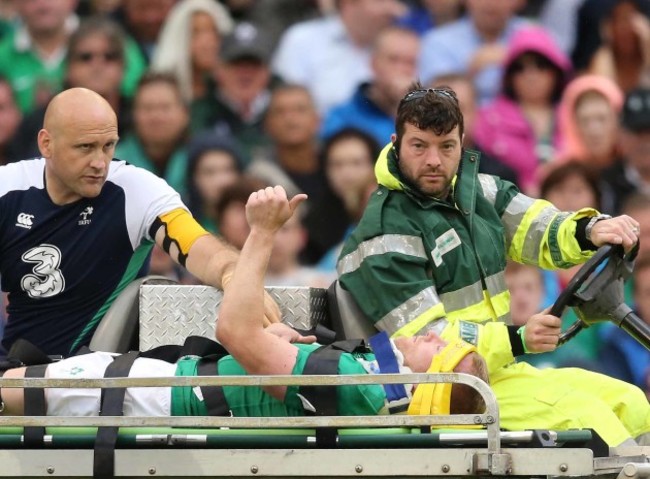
[216,186,307,399]
[152,209,281,325]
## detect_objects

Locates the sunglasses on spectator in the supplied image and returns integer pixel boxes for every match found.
[401,88,458,104]
[72,51,122,63]
[510,56,554,74]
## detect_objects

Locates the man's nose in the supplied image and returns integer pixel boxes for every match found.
[424,148,441,167]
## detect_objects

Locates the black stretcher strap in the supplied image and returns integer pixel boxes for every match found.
[299,339,367,447]
[93,351,139,478]
[197,358,230,416]
[23,364,48,447]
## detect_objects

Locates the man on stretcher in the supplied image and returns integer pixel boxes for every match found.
[0,186,648,447]
[0,186,487,419]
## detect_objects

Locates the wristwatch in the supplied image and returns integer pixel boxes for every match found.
[585,214,612,243]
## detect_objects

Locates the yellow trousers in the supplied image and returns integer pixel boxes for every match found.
[491,362,650,446]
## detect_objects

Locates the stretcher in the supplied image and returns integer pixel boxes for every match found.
[1,246,649,478]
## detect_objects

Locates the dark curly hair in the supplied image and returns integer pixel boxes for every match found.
[394,81,464,152]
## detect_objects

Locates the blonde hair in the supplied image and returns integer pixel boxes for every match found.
[151,0,234,102]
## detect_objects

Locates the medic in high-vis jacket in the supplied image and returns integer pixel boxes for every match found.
[338,84,649,445]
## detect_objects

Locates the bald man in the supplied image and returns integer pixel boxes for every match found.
[0,88,279,357]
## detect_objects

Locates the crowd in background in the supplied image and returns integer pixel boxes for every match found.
[1,0,650,397]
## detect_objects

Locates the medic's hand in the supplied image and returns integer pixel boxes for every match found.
[524,308,561,353]
[590,215,640,253]
[265,322,317,344]
[246,186,308,234]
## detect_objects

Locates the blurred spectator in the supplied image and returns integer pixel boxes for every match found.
[0,76,21,165]
[597,252,650,398]
[272,0,405,115]
[622,193,650,259]
[303,128,379,265]
[504,260,545,327]
[265,204,330,287]
[430,73,519,186]
[473,26,571,194]
[0,0,18,41]
[151,0,233,103]
[524,161,606,369]
[248,84,323,199]
[418,0,525,106]
[120,0,175,62]
[114,72,190,196]
[12,16,133,161]
[76,0,123,16]
[538,0,584,55]
[219,0,322,47]
[0,0,79,113]
[216,176,268,249]
[185,131,244,233]
[588,0,650,93]
[601,88,650,214]
[191,22,277,163]
[321,26,419,147]
[396,0,463,35]
[148,244,185,282]
[556,74,623,172]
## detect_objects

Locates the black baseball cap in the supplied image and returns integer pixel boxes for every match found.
[621,88,650,132]
[220,22,272,63]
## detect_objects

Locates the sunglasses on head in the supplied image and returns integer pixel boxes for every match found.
[401,88,458,104]
[73,51,122,63]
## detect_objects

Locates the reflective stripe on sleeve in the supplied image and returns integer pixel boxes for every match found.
[377,286,444,337]
[337,234,427,275]
[477,174,498,205]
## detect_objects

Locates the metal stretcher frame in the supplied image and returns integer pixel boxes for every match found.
[0,285,648,478]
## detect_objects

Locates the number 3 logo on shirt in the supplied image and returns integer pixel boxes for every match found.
[21,244,66,298]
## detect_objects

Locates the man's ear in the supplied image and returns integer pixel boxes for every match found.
[391,133,397,144]
[37,129,52,158]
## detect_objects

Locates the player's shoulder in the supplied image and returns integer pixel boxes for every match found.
[0,158,46,199]
[106,159,172,190]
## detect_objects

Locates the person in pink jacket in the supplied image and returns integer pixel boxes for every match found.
[555,74,624,170]
[473,25,571,194]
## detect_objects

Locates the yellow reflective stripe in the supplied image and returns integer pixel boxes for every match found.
[477,174,498,205]
[387,301,446,338]
[549,208,598,266]
[485,271,507,297]
[490,290,511,322]
[158,208,209,255]
[440,281,483,311]
[378,286,443,336]
[337,234,427,276]
[507,198,556,264]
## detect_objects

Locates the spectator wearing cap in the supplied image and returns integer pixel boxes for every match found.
[185,131,244,233]
[601,87,650,214]
[191,22,280,165]
[272,0,405,116]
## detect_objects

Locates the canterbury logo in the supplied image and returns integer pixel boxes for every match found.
[16,213,34,229]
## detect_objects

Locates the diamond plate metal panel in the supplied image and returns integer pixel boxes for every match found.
[139,285,327,350]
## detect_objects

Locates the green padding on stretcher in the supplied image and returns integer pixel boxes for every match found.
[0,427,593,449]
[0,427,416,436]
